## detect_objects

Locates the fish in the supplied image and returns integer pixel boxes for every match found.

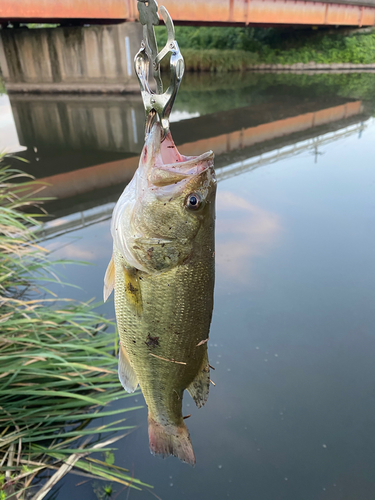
[104,121,216,465]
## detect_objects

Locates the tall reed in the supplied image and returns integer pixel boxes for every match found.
[0,162,150,499]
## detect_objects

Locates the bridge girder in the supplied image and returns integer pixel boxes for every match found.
[1,0,375,27]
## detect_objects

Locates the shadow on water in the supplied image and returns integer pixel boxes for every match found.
[1,25,375,500]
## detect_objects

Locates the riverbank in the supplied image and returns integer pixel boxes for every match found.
[245,64,375,71]
[157,26,375,72]
[2,26,375,96]
[0,163,149,498]
[164,49,375,73]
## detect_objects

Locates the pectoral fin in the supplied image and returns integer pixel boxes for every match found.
[103,255,115,302]
[124,266,143,316]
[187,350,210,408]
[118,343,138,393]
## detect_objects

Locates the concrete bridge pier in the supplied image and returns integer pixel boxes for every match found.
[0,23,143,93]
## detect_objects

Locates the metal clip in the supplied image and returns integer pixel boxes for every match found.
[134,0,185,140]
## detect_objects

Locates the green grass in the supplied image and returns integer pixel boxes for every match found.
[257,30,375,65]
[0,161,150,499]
[155,25,270,52]
[161,48,260,72]
[3,23,60,29]
[24,24,60,29]
[156,26,375,70]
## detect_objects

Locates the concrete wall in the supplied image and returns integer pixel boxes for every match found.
[0,23,143,92]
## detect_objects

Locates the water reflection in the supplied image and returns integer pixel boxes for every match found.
[216,191,281,283]
[0,94,25,153]
[1,68,375,499]
[4,84,370,219]
[10,94,144,154]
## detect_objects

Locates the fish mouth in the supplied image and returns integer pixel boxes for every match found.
[145,122,214,187]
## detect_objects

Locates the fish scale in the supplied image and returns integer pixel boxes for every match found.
[113,244,214,418]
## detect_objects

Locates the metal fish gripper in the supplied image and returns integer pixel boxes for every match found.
[134,0,185,140]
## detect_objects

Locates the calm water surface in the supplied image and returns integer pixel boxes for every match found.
[2,70,375,499]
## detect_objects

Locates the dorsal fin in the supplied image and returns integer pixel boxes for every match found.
[118,343,138,393]
[103,255,115,302]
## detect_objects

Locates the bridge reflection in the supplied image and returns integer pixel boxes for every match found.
[5,89,368,232]
[36,117,368,241]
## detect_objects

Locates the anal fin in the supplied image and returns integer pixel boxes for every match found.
[118,343,138,393]
[103,255,115,302]
[187,350,210,409]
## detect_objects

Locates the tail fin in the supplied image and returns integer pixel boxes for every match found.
[148,415,196,466]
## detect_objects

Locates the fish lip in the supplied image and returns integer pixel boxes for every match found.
[161,150,214,172]
[146,121,215,174]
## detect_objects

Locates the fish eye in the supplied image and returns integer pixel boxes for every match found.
[185,193,203,211]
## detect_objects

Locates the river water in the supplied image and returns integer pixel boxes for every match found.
[1,67,375,499]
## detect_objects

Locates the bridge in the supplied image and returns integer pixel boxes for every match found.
[1,0,375,28]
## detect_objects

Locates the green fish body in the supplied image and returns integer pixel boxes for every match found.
[104,122,216,465]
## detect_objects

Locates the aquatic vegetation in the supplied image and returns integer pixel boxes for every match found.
[0,161,150,498]
[93,482,113,499]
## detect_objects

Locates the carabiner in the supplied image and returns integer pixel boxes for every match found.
[134,1,185,140]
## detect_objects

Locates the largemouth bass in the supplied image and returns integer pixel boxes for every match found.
[104,122,216,465]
